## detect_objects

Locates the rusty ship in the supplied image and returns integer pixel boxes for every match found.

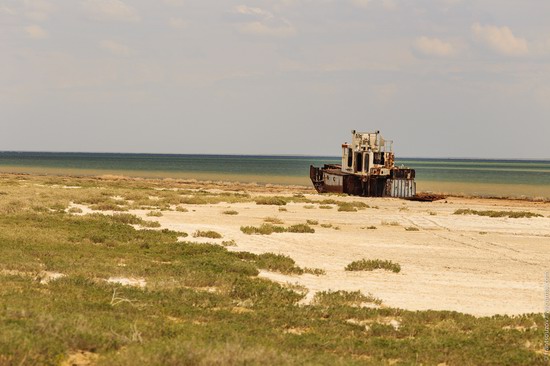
[310,130,416,198]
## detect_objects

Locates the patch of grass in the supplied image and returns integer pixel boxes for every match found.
[111,213,145,225]
[222,210,239,215]
[112,213,162,228]
[263,217,284,224]
[320,223,333,228]
[146,211,163,217]
[193,230,223,239]
[232,252,305,275]
[221,240,237,247]
[381,220,400,226]
[142,220,161,228]
[337,201,369,212]
[366,226,377,230]
[479,231,488,235]
[313,290,382,307]
[175,206,188,212]
[287,224,315,233]
[177,192,251,206]
[67,207,83,214]
[240,224,286,235]
[405,226,419,231]
[303,205,315,209]
[255,253,304,275]
[255,196,287,206]
[428,211,437,216]
[241,223,314,235]
[303,267,326,276]
[337,204,357,212]
[278,207,287,212]
[453,209,543,218]
[90,202,129,211]
[345,259,401,273]
[306,219,319,225]
[319,205,333,209]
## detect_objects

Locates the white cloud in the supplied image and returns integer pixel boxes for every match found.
[0,5,17,15]
[168,17,186,30]
[382,0,398,11]
[163,0,184,6]
[234,5,272,18]
[25,25,48,39]
[99,39,131,56]
[239,21,295,37]
[232,5,295,37]
[83,0,140,22]
[351,0,370,9]
[24,0,53,21]
[413,36,455,57]
[471,23,528,56]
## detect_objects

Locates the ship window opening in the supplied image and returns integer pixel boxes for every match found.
[347,148,353,167]
[355,153,363,172]
[373,152,385,165]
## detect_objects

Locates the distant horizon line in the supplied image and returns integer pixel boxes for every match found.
[0,150,549,162]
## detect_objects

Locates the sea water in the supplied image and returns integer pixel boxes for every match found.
[0,152,549,198]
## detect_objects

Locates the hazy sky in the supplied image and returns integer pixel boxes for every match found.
[2,0,549,158]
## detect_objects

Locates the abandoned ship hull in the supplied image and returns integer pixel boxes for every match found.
[310,164,416,198]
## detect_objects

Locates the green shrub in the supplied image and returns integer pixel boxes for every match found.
[256,253,304,275]
[313,290,381,307]
[255,196,287,206]
[240,224,285,235]
[193,230,222,239]
[287,224,315,233]
[231,252,305,275]
[381,220,400,226]
[263,217,284,224]
[146,211,163,217]
[346,259,401,273]
[304,267,326,276]
[111,213,144,225]
[453,209,542,218]
[90,203,128,211]
[337,201,369,212]
[221,240,237,246]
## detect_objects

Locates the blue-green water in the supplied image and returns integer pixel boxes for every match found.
[0,152,549,197]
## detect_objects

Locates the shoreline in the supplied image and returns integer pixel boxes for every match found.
[2,169,550,202]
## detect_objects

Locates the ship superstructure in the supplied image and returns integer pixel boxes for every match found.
[310,130,416,198]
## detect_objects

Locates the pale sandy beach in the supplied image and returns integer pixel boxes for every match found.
[71,183,550,317]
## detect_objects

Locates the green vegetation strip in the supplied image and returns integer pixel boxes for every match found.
[240,223,315,235]
[345,259,401,273]
[454,209,542,218]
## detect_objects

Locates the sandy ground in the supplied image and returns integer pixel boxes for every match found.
[91,193,550,317]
